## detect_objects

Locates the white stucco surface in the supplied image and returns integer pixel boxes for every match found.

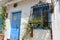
[53,1,60,40]
[4,0,60,40]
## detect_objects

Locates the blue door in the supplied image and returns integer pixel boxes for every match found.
[10,11,21,40]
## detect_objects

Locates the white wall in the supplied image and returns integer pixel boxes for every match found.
[4,0,60,40]
[52,1,60,40]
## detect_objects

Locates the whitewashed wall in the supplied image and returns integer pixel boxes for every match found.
[4,0,60,40]
[52,1,60,40]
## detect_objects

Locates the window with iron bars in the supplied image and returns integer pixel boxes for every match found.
[31,4,51,29]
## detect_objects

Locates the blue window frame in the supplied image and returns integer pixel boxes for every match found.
[33,4,51,29]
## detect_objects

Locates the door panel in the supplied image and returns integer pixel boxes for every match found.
[10,11,21,40]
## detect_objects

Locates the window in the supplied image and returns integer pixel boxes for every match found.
[32,4,51,29]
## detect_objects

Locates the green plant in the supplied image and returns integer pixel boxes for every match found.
[22,17,41,39]
[0,7,6,33]
[2,7,6,31]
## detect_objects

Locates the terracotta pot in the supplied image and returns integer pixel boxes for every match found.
[0,34,4,40]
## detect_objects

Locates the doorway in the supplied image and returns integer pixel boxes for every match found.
[10,11,21,40]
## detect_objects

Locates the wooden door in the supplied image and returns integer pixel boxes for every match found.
[10,11,21,40]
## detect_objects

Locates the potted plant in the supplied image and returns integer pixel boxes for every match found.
[0,7,6,40]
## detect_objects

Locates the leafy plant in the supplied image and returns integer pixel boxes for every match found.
[2,7,6,31]
[0,7,6,33]
[22,17,41,39]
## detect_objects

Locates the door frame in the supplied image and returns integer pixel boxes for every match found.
[10,11,21,40]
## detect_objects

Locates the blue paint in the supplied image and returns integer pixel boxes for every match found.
[0,15,3,33]
[10,11,21,40]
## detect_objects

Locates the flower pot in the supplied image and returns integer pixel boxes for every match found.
[0,34,4,40]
